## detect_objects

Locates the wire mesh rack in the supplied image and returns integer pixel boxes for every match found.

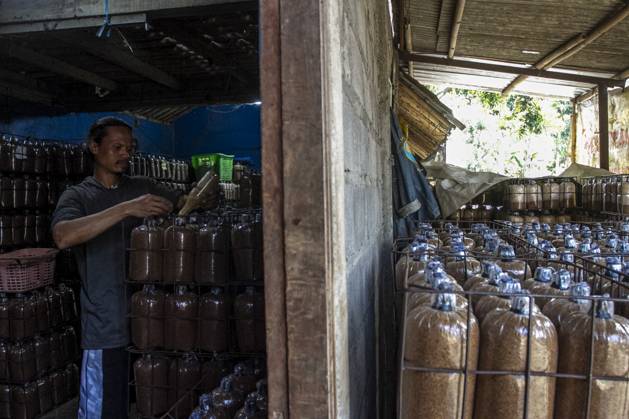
[394,221,629,419]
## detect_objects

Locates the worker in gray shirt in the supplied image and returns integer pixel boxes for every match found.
[51,117,204,419]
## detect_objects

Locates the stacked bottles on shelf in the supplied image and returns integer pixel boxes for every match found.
[506,178,577,213]
[583,175,629,215]
[128,213,263,285]
[219,164,262,209]
[0,284,80,419]
[134,357,267,419]
[127,211,266,417]
[0,136,94,250]
[128,154,191,192]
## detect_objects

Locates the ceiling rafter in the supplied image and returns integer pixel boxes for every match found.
[0,39,118,91]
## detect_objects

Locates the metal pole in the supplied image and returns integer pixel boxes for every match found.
[599,84,609,170]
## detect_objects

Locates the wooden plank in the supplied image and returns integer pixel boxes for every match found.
[599,84,609,170]
[52,33,181,90]
[0,0,246,24]
[279,0,330,416]
[402,52,626,87]
[0,13,147,35]
[0,79,54,105]
[0,40,118,91]
[259,0,289,416]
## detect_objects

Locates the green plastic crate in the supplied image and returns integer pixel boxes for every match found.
[191,153,234,181]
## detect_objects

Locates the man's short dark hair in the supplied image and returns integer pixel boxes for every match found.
[87,117,132,146]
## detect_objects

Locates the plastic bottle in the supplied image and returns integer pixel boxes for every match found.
[168,354,201,419]
[131,285,165,350]
[231,215,255,281]
[165,286,198,351]
[163,218,196,283]
[134,354,170,418]
[555,298,629,419]
[199,287,228,353]
[129,220,164,283]
[195,221,230,284]
[234,287,265,353]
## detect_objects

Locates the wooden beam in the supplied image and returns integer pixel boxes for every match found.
[599,84,609,170]
[0,0,245,25]
[0,14,146,35]
[448,0,466,59]
[260,0,289,415]
[502,34,586,96]
[401,52,626,87]
[53,34,182,90]
[0,79,54,105]
[570,100,577,163]
[0,40,118,91]
[576,86,598,104]
[614,66,629,80]
[502,3,629,96]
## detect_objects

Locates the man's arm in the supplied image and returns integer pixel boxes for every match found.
[53,194,173,249]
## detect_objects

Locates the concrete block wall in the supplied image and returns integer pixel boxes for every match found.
[341,0,393,417]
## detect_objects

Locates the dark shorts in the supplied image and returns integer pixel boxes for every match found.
[78,347,129,419]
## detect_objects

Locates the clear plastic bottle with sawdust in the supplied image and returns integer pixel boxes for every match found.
[525,180,542,211]
[509,181,526,211]
[168,353,201,419]
[555,298,629,419]
[134,354,170,418]
[542,179,560,211]
[542,282,591,330]
[178,170,220,216]
[444,244,481,285]
[474,294,558,419]
[395,241,431,291]
[129,219,164,283]
[401,286,478,419]
[165,286,198,352]
[406,274,467,315]
[212,376,245,419]
[532,268,572,309]
[131,285,165,350]
[463,260,502,291]
[495,244,531,282]
[474,278,536,324]
[231,214,256,282]
[163,217,196,283]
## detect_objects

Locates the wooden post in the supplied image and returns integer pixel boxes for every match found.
[571,100,577,163]
[599,84,609,170]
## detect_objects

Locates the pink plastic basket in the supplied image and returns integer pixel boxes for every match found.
[0,248,59,292]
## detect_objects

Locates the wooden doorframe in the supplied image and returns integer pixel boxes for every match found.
[260,0,334,417]
[260,0,289,417]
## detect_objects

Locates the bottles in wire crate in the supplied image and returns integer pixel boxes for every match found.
[396,223,629,419]
[505,178,577,213]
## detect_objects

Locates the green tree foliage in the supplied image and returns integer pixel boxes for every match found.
[443,88,571,177]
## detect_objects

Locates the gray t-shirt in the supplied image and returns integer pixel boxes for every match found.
[51,175,181,349]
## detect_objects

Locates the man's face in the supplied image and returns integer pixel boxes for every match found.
[90,126,135,174]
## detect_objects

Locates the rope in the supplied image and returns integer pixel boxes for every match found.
[96,0,111,38]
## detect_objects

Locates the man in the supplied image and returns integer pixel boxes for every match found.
[52,117,184,418]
